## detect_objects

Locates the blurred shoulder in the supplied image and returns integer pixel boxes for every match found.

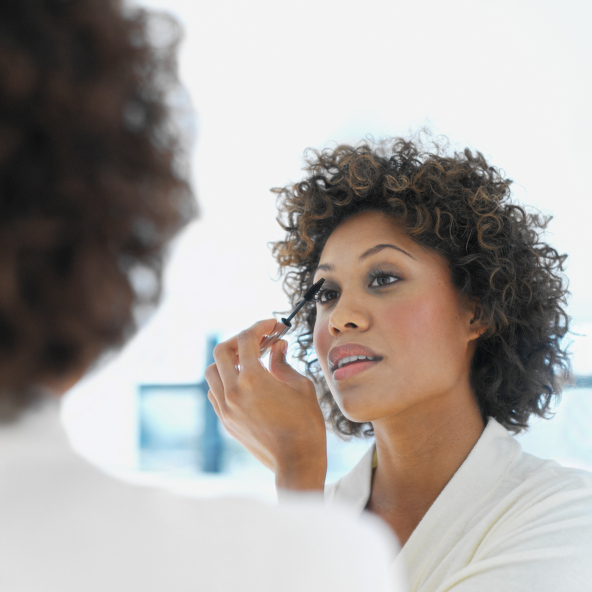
[196,494,404,592]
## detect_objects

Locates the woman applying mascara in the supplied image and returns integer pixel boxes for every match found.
[205,136,592,591]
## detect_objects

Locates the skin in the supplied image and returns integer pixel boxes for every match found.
[206,210,486,544]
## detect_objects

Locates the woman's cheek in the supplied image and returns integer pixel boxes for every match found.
[313,318,331,373]
[381,297,434,345]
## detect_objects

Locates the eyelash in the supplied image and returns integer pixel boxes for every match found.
[316,270,400,305]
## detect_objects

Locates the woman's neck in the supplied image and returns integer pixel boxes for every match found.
[367,389,485,545]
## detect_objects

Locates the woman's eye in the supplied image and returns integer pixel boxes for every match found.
[317,289,338,304]
[369,274,398,288]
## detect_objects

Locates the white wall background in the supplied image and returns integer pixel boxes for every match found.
[62,0,592,495]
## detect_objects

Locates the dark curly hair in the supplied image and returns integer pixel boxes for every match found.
[0,0,195,421]
[271,136,571,437]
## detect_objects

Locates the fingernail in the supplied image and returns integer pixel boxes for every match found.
[281,340,288,355]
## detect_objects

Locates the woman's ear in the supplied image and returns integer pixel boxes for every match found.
[467,302,488,340]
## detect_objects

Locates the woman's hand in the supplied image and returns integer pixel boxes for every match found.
[205,318,327,493]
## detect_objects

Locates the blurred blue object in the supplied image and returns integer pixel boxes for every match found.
[201,336,223,472]
[139,383,204,471]
[138,335,225,473]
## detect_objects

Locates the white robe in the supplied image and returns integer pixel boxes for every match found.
[0,399,404,592]
[326,418,592,592]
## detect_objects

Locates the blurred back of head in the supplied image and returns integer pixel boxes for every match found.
[0,0,196,421]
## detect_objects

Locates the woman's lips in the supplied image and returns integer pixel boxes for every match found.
[332,358,381,381]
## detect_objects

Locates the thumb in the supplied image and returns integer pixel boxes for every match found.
[268,340,304,386]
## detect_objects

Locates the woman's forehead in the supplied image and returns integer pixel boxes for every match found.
[320,211,420,261]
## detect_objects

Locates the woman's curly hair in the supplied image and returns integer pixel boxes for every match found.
[0,0,195,420]
[272,136,571,437]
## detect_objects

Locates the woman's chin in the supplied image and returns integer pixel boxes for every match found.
[334,390,405,425]
[334,399,378,425]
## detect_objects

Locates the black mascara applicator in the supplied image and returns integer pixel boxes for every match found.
[259,278,325,356]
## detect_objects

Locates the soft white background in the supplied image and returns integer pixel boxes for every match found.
[62,0,592,498]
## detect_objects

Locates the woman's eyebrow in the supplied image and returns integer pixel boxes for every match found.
[360,243,415,260]
[314,243,415,274]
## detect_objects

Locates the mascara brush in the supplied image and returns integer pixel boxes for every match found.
[259,278,325,356]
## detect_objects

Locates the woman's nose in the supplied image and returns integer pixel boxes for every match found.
[328,297,370,337]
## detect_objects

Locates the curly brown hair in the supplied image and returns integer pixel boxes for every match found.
[0,0,195,420]
[272,136,571,436]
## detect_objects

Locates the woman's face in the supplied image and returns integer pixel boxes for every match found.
[312,210,480,425]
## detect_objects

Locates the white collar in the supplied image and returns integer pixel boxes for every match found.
[326,419,522,567]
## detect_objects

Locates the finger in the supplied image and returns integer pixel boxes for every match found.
[208,388,233,423]
[212,341,240,390]
[237,318,279,370]
[204,363,224,397]
[268,339,307,387]
[207,389,222,419]
[218,318,278,357]
[208,390,240,440]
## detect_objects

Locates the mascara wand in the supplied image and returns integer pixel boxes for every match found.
[259,278,325,356]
